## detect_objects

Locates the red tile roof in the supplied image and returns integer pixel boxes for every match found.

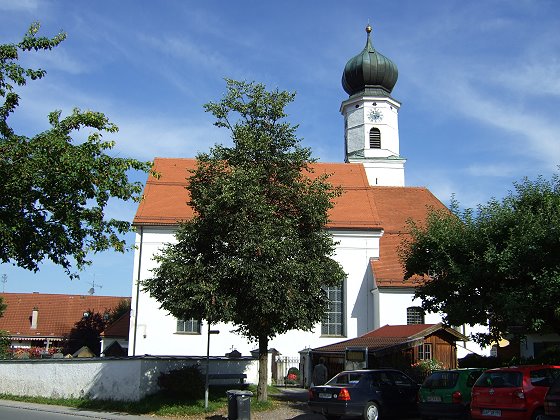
[133,158,448,288]
[0,293,130,341]
[134,158,445,231]
[100,311,130,338]
[313,323,467,353]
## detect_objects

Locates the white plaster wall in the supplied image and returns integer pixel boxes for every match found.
[518,333,560,359]
[375,288,491,358]
[361,160,405,187]
[0,357,259,401]
[129,228,381,361]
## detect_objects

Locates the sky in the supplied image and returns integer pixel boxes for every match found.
[1,0,559,297]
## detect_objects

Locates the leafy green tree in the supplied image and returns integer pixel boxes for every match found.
[63,309,107,356]
[0,330,9,358]
[143,79,346,401]
[106,299,131,324]
[401,173,560,345]
[0,22,152,278]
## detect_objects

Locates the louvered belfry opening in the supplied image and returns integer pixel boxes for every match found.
[369,127,381,148]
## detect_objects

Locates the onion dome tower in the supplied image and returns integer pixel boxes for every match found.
[340,24,406,187]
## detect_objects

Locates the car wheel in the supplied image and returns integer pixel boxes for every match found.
[532,408,545,420]
[363,401,380,420]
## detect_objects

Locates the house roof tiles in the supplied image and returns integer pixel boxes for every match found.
[0,293,129,341]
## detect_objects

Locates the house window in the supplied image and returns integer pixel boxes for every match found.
[369,128,381,148]
[407,306,425,324]
[321,286,343,336]
[418,343,432,360]
[176,318,201,334]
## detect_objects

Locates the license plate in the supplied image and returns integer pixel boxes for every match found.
[319,392,332,399]
[427,395,442,402]
[482,409,501,417]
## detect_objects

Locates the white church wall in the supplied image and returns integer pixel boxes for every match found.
[129,227,382,359]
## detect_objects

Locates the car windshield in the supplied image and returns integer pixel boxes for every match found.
[327,372,364,387]
[423,371,460,389]
[475,371,522,388]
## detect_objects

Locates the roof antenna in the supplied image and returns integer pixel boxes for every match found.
[87,275,103,295]
[1,274,6,293]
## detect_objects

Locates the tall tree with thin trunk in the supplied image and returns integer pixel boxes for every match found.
[144,79,346,402]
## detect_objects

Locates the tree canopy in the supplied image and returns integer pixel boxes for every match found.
[0,23,152,278]
[143,79,346,401]
[401,173,560,345]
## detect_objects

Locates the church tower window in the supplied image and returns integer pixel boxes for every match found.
[369,127,381,149]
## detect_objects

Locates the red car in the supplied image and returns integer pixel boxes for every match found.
[471,365,560,420]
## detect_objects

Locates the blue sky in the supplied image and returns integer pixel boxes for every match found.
[1,0,559,297]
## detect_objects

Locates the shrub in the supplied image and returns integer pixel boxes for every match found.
[157,365,205,399]
[410,359,443,381]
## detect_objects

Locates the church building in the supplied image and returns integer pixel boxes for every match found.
[127,25,488,365]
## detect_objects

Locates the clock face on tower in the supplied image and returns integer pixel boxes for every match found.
[368,108,383,122]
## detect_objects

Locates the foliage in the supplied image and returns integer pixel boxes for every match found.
[401,173,560,345]
[410,359,443,380]
[157,365,205,399]
[0,330,9,358]
[62,309,107,356]
[5,346,61,359]
[105,299,131,324]
[143,79,346,401]
[458,353,500,369]
[0,22,152,278]
[0,296,5,318]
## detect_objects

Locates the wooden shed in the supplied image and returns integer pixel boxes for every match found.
[311,323,468,380]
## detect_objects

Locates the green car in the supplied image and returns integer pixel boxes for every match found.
[419,368,484,420]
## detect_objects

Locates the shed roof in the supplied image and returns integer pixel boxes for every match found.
[313,323,468,354]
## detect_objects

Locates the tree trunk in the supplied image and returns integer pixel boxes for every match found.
[257,334,268,402]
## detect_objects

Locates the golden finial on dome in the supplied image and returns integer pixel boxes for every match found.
[366,23,372,34]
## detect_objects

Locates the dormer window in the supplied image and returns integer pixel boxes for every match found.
[369,127,381,149]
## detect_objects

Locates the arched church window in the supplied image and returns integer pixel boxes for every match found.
[407,306,424,324]
[369,127,381,149]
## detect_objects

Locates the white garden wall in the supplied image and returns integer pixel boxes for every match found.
[0,356,259,401]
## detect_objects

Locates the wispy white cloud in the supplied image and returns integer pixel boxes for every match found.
[0,0,39,12]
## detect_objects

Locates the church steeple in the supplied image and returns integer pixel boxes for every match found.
[340,24,406,187]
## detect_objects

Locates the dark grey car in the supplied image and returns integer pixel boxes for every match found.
[308,369,419,420]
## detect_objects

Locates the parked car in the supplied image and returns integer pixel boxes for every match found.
[543,375,560,420]
[471,365,560,420]
[308,369,419,420]
[419,368,484,420]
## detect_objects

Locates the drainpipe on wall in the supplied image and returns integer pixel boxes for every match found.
[132,226,143,356]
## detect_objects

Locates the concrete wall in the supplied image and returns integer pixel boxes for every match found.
[0,356,259,401]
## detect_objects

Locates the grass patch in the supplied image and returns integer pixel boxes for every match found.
[0,385,286,417]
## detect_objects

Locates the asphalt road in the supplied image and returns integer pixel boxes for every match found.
[0,400,160,420]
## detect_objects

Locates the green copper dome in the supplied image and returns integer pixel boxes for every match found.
[342,25,398,97]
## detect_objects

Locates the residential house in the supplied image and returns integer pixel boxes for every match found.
[0,292,129,356]
[128,25,491,367]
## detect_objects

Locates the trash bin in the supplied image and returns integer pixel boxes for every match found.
[226,389,253,420]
